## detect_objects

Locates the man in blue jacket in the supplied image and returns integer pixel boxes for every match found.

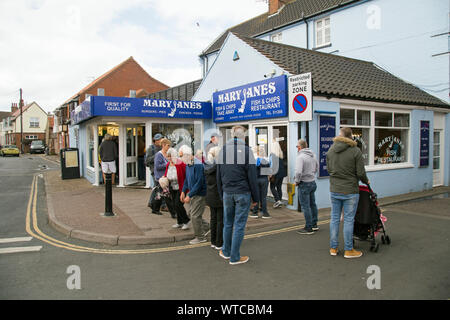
[181,146,209,245]
[217,126,259,265]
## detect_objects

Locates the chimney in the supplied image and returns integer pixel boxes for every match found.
[11,102,18,113]
[269,0,284,15]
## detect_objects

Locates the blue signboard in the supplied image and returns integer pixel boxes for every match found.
[419,120,430,167]
[71,99,92,125]
[213,75,287,123]
[71,96,212,124]
[319,115,336,177]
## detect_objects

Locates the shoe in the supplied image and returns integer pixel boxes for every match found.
[261,212,272,219]
[312,225,319,231]
[230,256,249,265]
[211,244,216,248]
[189,238,207,245]
[151,210,162,215]
[214,246,222,250]
[172,223,182,229]
[170,214,177,219]
[273,201,281,208]
[219,250,230,260]
[296,228,314,235]
[181,223,190,230]
[249,212,259,218]
[344,249,363,259]
[330,248,339,256]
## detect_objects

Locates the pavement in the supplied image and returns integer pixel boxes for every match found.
[41,154,450,246]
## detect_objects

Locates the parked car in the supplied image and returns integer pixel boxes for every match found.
[30,140,45,154]
[1,145,20,157]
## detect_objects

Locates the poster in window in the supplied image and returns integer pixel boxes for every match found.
[319,115,336,177]
[419,120,429,167]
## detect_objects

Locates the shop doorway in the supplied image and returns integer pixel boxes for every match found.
[98,125,119,185]
[125,125,146,186]
[433,130,444,186]
[250,123,289,201]
[218,124,249,146]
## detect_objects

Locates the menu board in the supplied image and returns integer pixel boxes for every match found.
[319,115,336,177]
[419,120,430,167]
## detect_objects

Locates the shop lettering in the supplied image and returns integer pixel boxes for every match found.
[217,82,276,104]
[377,135,404,150]
[105,101,131,112]
[142,99,202,110]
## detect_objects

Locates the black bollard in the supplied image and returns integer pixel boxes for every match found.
[104,173,114,216]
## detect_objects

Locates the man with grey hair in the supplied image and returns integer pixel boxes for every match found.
[216,125,259,265]
[295,139,319,235]
[99,134,118,185]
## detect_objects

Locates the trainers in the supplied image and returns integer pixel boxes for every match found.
[261,212,272,219]
[181,223,190,230]
[172,223,182,229]
[344,249,363,259]
[249,212,259,218]
[312,225,319,231]
[219,250,230,260]
[189,238,207,245]
[296,228,314,235]
[330,248,339,256]
[273,201,281,208]
[230,256,249,265]
[214,245,222,250]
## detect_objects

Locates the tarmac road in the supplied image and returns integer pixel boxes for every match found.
[0,155,449,300]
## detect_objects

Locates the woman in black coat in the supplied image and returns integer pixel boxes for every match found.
[270,141,287,208]
[204,146,223,250]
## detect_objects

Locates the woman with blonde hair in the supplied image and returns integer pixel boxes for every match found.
[269,140,287,208]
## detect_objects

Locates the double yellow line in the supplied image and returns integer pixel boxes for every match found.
[26,174,329,255]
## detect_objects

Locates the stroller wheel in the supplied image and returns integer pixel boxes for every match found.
[370,243,379,252]
[385,235,391,245]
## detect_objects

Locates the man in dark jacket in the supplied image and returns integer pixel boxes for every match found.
[216,125,259,265]
[326,127,369,259]
[99,134,118,185]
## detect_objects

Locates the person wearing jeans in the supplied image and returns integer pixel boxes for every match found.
[294,139,319,235]
[326,127,369,259]
[217,126,259,265]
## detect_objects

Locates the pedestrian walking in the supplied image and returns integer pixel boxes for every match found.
[294,139,319,235]
[99,134,118,185]
[164,148,190,229]
[180,146,209,245]
[269,140,287,208]
[205,146,223,250]
[216,125,259,265]
[250,145,271,219]
[146,133,162,211]
[150,138,170,215]
[326,127,370,259]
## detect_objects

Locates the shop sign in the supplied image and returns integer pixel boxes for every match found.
[419,120,430,167]
[288,73,312,122]
[376,135,405,164]
[213,75,287,123]
[90,96,211,120]
[318,115,336,177]
[71,100,92,125]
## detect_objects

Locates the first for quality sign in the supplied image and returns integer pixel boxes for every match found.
[288,73,312,122]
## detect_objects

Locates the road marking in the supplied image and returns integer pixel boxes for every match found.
[0,246,42,254]
[26,175,330,255]
[0,237,33,244]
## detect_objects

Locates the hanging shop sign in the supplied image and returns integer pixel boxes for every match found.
[318,115,336,177]
[212,75,287,123]
[71,99,93,125]
[288,73,312,122]
[419,120,430,167]
[71,96,212,125]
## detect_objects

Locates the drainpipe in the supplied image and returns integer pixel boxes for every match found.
[302,12,309,50]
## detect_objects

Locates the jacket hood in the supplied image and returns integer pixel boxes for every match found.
[299,148,315,158]
[332,136,357,153]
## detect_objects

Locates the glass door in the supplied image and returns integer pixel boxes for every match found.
[125,126,138,185]
[433,130,443,186]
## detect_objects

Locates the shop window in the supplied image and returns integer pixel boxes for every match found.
[357,110,370,126]
[351,128,370,165]
[375,112,392,127]
[340,109,355,125]
[152,123,195,152]
[88,126,95,168]
[374,128,408,165]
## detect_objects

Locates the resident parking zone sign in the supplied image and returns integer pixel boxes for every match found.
[288,73,312,122]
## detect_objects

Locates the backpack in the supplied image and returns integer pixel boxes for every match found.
[145,145,156,171]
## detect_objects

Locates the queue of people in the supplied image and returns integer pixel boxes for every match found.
[143,125,369,263]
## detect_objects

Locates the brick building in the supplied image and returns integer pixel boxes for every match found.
[54,56,169,153]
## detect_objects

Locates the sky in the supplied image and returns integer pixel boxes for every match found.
[0,0,268,113]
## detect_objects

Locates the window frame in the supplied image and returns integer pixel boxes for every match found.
[315,16,331,48]
[339,105,412,171]
[29,117,40,128]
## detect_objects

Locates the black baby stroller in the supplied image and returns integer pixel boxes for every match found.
[354,184,391,252]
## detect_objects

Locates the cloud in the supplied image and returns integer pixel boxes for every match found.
[0,0,267,112]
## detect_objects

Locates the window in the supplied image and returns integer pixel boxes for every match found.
[340,107,410,167]
[29,117,39,128]
[88,126,95,168]
[374,112,409,165]
[26,135,38,140]
[316,17,330,47]
[270,32,282,43]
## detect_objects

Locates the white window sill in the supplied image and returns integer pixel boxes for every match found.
[365,163,414,172]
